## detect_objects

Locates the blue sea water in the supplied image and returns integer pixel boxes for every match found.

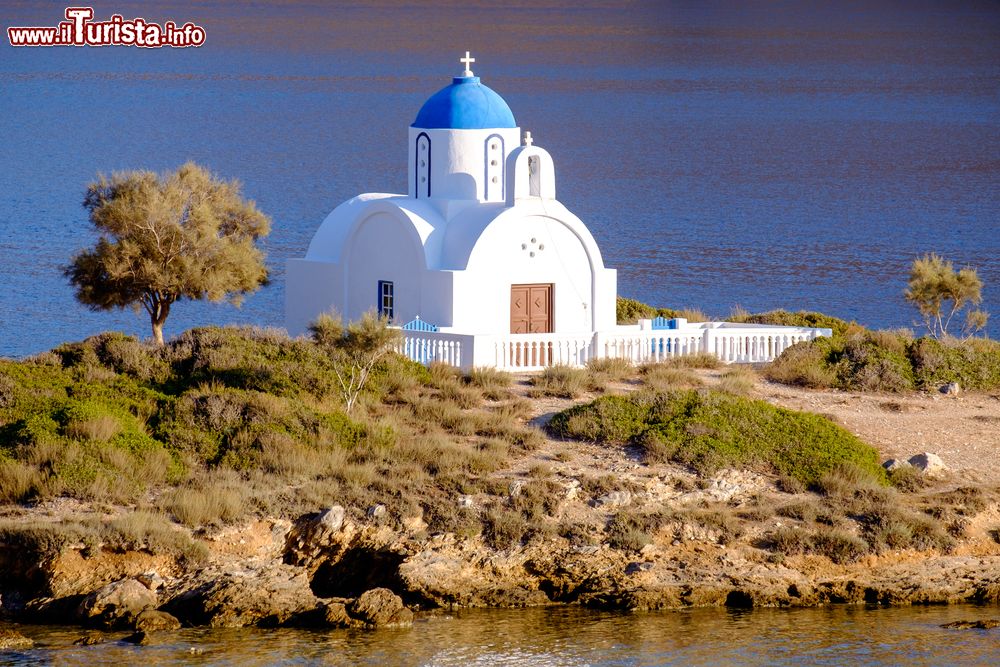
[1,0,998,356]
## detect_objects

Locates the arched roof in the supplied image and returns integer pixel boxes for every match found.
[412,75,516,130]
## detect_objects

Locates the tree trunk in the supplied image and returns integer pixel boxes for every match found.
[149,299,171,346]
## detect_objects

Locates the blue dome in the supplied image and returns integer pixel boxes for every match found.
[412,76,516,130]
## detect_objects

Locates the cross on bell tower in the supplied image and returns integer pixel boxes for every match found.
[460,51,475,77]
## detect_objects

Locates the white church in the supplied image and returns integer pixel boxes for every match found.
[286,54,829,370]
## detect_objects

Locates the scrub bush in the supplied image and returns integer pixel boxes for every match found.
[549,389,886,486]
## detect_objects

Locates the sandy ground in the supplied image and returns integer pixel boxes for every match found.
[510,370,1000,485]
[750,376,1000,485]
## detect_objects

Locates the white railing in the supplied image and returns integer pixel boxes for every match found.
[601,330,705,363]
[396,323,830,371]
[396,330,468,367]
[707,325,826,363]
[493,332,595,371]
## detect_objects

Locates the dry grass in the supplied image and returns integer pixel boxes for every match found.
[529,365,589,398]
[766,525,868,564]
[467,367,513,400]
[641,365,702,392]
[0,460,45,504]
[657,353,722,370]
[166,480,247,528]
[64,415,121,441]
[586,357,634,387]
[717,366,756,395]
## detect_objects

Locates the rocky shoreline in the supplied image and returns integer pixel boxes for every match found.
[3,493,999,642]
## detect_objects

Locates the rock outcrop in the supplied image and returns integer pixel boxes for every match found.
[164,564,320,628]
[347,588,413,628]
[76,578,157,629]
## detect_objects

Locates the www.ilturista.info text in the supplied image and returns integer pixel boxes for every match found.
[7,7,206,47]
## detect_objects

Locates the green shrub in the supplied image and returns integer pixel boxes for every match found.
[834,331,915,392]
[768,329,1000,393]
[764,342,837,388]
[616,297,658,324]
[909,337,1000,390]
[728,309,855,337]
[548,393,651,444]
[549,389,886,486]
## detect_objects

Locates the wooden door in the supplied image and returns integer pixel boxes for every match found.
[510,284,553,334]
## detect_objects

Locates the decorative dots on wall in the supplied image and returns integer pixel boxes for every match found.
[520,237,545,259]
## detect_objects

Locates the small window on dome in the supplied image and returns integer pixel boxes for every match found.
[415,133,431,198]
[528,156,541,197]
[484,134,504,201]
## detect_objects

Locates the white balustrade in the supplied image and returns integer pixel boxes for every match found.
[397,330,467,367]
[494,332,594,370]
[394,324,830,370]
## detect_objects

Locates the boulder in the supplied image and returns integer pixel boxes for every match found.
[882,459,910,471]
[347,588,413,628]
[0,629,33,649]
[77,578,157,629]
[133,609,181,632]
[318,505,346,533]
[164,564,320,628]
[908,452,947,474]
[940,382,961,395]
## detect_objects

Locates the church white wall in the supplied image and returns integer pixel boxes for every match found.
[285,258,344,337]
[448,213,614,334]
[343,212,425,323]
[407,127,520,202]
[419,270,456,327]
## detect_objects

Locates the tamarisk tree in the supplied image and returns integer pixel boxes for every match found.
[904,253,989,339]
[309,311,402,413]
[65,162,271,345]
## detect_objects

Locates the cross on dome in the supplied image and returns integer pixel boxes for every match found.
[524,131,533,146]
[460,51,475,76]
